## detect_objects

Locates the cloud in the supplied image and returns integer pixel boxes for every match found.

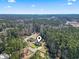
[8,0,16,3]
[4,5,12,8]
[68,0,77,2]
[32,4,36,7]
[72,0,77,2]
[68,2,73,5]
[8,6,12,8]
[67,0,77,5]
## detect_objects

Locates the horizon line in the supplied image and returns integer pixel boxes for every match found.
[0,13,77,15]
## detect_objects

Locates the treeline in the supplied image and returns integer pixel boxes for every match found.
[0,14,79,21]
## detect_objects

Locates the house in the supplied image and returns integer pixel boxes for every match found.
[34,36,42,46]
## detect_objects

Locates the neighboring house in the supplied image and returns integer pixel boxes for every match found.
[0,53,9,59]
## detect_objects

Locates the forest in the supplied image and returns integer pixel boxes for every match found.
[42,27,79,59]
[0,14,79,59]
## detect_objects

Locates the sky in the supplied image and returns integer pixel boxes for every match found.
[0,0,79,14]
